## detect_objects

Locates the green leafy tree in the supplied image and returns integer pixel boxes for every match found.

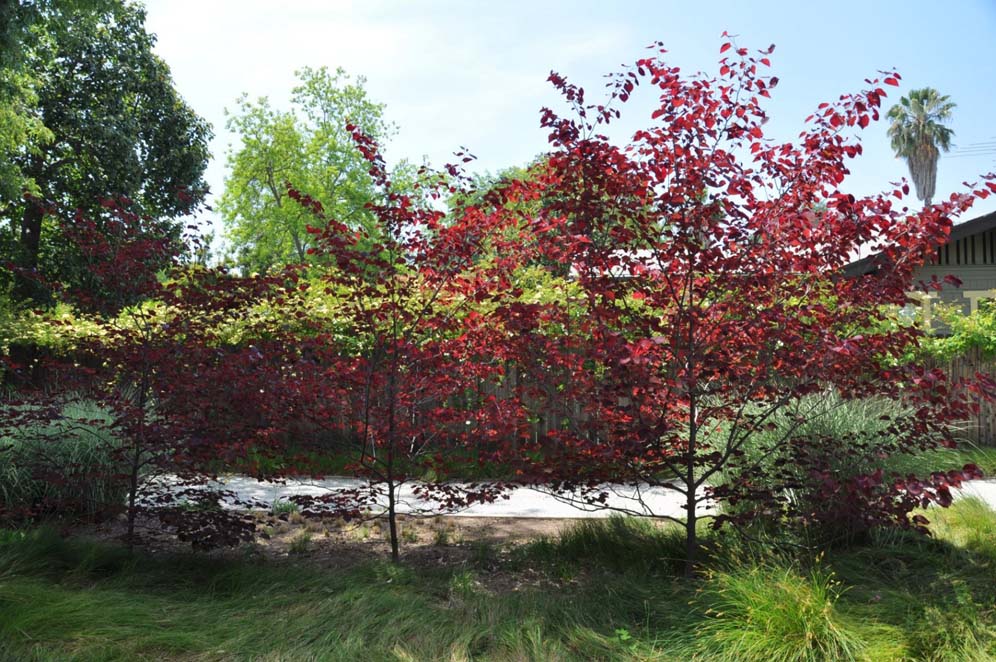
[887,87,956,207]
[221,66,413,273]
[0,1,93,206]
[1,0,211,304]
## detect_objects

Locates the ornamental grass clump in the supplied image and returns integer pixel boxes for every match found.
[0,399,125,522]
[691,561,863,662]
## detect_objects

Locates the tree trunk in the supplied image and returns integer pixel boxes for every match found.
[126,449,139,552]
[684,488,698,579]
[386,478,400,562]
[12,201,44,302]
[684,373,700,578]
[126,373,149,552]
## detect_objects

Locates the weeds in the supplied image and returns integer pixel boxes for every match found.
[288,531,312,555]
[270,498,298,516]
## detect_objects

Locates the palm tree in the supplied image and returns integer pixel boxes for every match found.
[887,88,956,207]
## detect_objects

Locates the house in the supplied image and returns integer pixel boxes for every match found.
[846,210,996,324]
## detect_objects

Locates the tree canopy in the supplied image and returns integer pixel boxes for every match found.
[498,44,990,575]
[220,66,414,273]
[3,28,995,580]
[0,0,211,304]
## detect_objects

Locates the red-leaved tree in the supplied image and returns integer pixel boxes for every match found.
[280,132,533,560]
[501,39,995,575]
[1,198,298,548]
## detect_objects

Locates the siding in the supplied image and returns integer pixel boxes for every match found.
[913,227,996,316]
[931,227,996,267]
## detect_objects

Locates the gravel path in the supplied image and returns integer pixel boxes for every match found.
[204,474,996,519]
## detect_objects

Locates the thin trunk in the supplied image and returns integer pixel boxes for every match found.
[683,412,699,578]
[386,477,400,562]
[684,484,698,578]
[126,371,148,552]
[126,443,140,551]
[683,276,700,579]
[386,339,400,562]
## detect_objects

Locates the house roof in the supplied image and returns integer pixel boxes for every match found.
[844,209,996,276]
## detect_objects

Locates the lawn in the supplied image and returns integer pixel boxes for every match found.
[2,499,996,661]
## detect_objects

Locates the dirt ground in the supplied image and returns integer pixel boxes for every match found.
[72,511,580,572]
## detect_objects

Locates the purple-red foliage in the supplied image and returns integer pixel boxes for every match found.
[497,39,995,570]
[6,39,996,566]
[277,128,536,558]
[2,200,299,548]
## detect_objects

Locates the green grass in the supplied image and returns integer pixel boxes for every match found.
[689,562,863,662]
[0,526,683,661]
[829,498,996,662]
[516,515,690,576]
[270,498,299,516]
[3,500,996,660]
[930,495,996,558]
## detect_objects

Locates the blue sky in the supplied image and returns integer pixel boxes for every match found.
[143,0,996,244]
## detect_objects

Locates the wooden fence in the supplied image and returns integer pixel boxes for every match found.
[488,355,996,448]
[9,339,996,447]
[927,347,996,446]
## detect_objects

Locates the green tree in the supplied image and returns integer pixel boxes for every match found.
[887,87,956,207]
[1,0,211,304]
[0,0,65,205]
[220,66,408,273]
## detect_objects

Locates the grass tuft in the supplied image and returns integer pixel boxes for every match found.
[928,496,996,560]
[269,498,299,516]
[690,561,864,662]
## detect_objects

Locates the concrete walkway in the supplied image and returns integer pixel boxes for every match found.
[207,475,714,518]
[203,474,996,519]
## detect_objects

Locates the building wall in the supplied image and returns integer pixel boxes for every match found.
[907,227,996,321]
[913,264,996,321]
[931,227,996,268]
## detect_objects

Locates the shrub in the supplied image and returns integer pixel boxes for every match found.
[719,391,980,546]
